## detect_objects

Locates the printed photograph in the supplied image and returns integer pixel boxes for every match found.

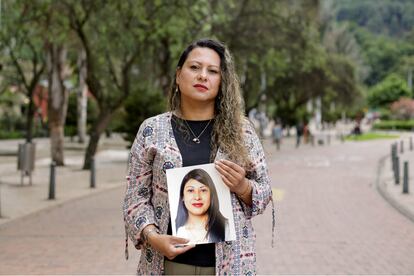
[166,163,236,245]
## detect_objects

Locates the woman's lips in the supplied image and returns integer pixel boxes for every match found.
[193,84,208,91]
[192,203,203,208]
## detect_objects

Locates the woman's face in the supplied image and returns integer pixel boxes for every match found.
[176,47,221,105]
[183,178,211,216]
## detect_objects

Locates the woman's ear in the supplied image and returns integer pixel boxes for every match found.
[176,68,181,85]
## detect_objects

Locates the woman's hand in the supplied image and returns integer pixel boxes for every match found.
[215,159,251,195]
[147,232,194,260]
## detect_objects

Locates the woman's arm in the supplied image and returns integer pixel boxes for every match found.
[123,119,157,249]
[239,119,273,218]
[123,118,195,257]
[215,119,272,218]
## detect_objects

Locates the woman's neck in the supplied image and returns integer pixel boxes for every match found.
[186,213,208,228]
[180,100,215,120]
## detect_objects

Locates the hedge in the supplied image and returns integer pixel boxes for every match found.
[372,120,414,131]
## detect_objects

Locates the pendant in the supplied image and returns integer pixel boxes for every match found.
[192,138,201,144]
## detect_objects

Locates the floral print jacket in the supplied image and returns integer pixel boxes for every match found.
[123,112,273,275]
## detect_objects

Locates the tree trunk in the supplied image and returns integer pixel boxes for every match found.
[82,110,112,170]
[47,44,69,166]
[77,49,88,143]
[26,90,35,143]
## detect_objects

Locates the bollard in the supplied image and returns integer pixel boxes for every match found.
[392,143,398,172]
[403,161,409,194]
[90,157,96,188]
[48,162,56,200]
[410,137,413,151]
[400,140,404,154]
[394,156,400,185]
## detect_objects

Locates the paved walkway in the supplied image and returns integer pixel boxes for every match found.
[257,137,414,274]
[0,134,413,274]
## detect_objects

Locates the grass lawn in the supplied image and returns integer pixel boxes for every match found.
[345,132,400,141]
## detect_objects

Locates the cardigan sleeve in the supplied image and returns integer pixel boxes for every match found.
[239,119,273,219]
[123,118,157,249]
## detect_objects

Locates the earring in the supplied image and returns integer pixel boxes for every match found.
[175,86,179,93]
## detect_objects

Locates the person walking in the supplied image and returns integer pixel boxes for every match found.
[295,121,304,148]
[123,39,273,275]
[272,120,283,150]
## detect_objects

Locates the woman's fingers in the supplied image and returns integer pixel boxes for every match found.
[219,159,245,175]
[215,159,245,183]
[215,162,238,183]
[151,234,194,260]
[170,236,190,245]
[220,173,236,190]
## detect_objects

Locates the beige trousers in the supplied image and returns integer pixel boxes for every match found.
[164,260,215,275]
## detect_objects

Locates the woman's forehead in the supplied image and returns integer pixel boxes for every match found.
[184,178,209,188]
[185,47,221,68]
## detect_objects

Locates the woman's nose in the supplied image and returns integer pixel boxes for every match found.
[197,69,207,81]
[194,190,201,200]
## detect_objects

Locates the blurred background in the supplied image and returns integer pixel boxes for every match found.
[0,0,413,168]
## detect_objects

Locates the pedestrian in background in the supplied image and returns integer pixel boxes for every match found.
[123,38,273,275]
[295,121,304,148]
[272,119,283,150]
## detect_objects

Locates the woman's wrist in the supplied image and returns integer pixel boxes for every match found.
[238,179,251,197]
[142,225,160,244]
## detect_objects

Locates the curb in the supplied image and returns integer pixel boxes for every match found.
[376,154,414,224]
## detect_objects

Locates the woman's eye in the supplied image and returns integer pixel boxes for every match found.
[209,70,219,74]
[187,189,194,193]
[190,65,198,70]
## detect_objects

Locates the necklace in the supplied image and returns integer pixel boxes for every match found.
[183,119,212,144]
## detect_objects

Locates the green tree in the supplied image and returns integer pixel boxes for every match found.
[0,1,47,142]
[367,74,411,108]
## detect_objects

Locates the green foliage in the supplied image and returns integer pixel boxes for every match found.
[336,1,414,86]
[373,120,414,131]
[367,74,411,108]
[120,90,166,146]
[0,130,24,139]
[337,0,414,38]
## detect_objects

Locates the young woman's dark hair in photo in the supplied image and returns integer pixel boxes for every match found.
[175,169,227,242]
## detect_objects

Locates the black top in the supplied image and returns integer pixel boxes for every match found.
[167,115,216,267]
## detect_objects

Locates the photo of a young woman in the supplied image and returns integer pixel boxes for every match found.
[175,169,228,244]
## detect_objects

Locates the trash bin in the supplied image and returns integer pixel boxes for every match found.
[17,142,36,185]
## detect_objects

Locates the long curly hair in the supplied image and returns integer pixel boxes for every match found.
[168,38,249,167]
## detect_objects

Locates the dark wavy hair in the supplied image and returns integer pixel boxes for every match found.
[175,169,227,242]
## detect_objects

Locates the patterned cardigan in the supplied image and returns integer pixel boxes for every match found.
[123,112,273,275]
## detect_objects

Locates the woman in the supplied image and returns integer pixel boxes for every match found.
[123,38,273,275]
[175,169,227,244]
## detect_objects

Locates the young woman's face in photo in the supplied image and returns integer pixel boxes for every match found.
[183,178,211,216]
[176,47,221,105]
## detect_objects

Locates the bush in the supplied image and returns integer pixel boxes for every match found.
[367,74,411,108]
[390,97,414,120]
[373,120,414,131]
[0,129,24,139]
